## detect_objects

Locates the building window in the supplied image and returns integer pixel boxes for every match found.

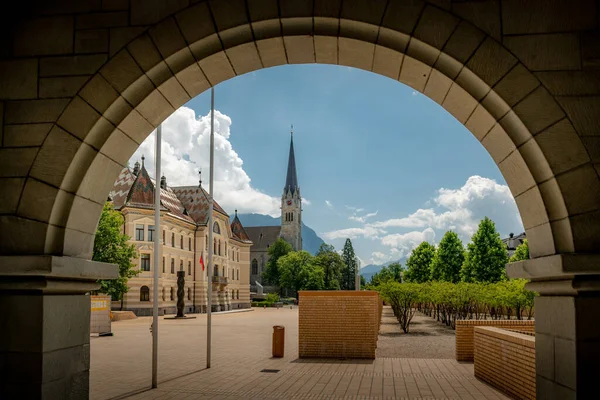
[188,288,192,301]
[188,261,191,275]
[213,222,220,234]
[237,251,239,262]
[180,235,183,249]
[170,287,174,301]
[214,265,218,277]
[140,286,150,302]
[162,287,166,301]
[179,260,183,271]
[148,225,155,242]
[163,230,166,245]
[237,269,239,281]
[171,258,175,274]
[237,290,239,300]
[141,254,150,271]
[206,235,208,250]
[252,259,258,275]
[135,224,144,241]
[171,232,175,247]
[189,237,192,251]
[213,239,217,254]
[218,241,221,256]
[162,257,165,273]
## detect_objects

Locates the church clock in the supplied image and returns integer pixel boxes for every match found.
[287,200,292,205]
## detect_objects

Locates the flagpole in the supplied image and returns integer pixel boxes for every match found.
[206,87,215,369]
[152,124,161,387]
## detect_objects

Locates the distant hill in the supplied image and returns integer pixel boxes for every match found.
[231,213,325,256]
[360,258,406,282]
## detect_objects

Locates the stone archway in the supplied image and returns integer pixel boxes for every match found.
[1,1,599,398]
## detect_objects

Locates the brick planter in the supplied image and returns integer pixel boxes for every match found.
[456,319,535,361]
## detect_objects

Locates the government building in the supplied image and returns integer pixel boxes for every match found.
[246,131,303,293]
[108,159,252,315]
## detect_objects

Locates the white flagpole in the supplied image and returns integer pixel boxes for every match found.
[152,124,162,387]
[207,87,215,369]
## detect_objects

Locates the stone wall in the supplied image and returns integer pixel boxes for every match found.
[474,326,536,400]
[299,291,381,359]
[456,319,535,361]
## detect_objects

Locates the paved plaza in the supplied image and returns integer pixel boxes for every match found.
[91,307,507,399]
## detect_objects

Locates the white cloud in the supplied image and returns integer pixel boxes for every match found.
[302,198,311,206]
[130,107,280,217]
[325,200,333,209]
[380,228,436,258]
[369,176,522,242]
[370,251,391,265]
[349,210,378,223]
[322,226,386,240]
[346,205,365,213]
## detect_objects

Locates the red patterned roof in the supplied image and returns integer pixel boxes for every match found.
[171,185,228,226]
[230,213,251,243]
[109,168,135,209]
[127,165,155,207]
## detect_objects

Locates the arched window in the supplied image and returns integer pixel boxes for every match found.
[188,261,191,275]
[237,269,239,281]
[180,235,183,249]
[171,232,175,247]
[140,286,150,302]
[237,250,239,262]
[291,213,293,221]
[214,265,218,277]
[187,287,192,301]
[170,287,174,301]
[252,259,258,275]
[213,222,220,234]
[213,239,217,254]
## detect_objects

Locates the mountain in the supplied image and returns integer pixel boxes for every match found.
[231,213,325,255]
[360,258,406,282]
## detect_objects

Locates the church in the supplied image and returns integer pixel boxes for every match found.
[246,131,303,293]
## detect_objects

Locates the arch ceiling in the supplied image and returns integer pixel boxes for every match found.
[1,0,599,280]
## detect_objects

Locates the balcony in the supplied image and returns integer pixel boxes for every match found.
[212,276,228,285]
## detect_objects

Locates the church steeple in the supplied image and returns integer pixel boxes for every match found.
[284,125,298,195]
[281,125,302,251]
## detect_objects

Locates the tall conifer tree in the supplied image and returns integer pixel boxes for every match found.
[461,217,508,283]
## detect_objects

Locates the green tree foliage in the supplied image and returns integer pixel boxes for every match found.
[388,262,404,283]
[509,239,529,262]
[430,231,464,283]
[262,238,293,286]
[313,243,344,290]
[341,238,357,290]
[93,203,138,307]
[461,217,508,283]
[360,275,366,288]
[278,251,324,298]
[379,282,420,333]
[404,242,436,283]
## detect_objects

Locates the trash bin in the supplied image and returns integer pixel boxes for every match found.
[272,325,285,358]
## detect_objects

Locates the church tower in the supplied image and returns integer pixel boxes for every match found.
[280,127,302,251]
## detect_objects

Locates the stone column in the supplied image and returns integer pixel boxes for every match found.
[508,255,600,399]
[0,256,118,399]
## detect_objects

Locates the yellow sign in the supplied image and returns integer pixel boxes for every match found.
[91,297,109,311]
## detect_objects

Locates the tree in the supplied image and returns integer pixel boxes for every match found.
[262,238,293,287]
[93,202,138,309]
[509,239,529,262]
[388,262,404,283]
[341,239,357,290]
[404,242,435,283]
[370,266,393,286]
[360,275,366,288]
[313,243,344,290]
[278,251,323,298]
[461,217,508,283]
[430,231,465,283]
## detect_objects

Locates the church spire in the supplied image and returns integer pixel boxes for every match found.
[285,125,298,195]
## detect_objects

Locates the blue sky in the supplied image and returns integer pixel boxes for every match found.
[131,64,523,266]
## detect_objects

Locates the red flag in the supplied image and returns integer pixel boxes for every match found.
[200,252,205,271]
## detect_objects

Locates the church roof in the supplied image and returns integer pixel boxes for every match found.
[284,131,299,195]
[230,211,252,243]
[245,226,281,251]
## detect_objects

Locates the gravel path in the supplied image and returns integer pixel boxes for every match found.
[376,306,456,359]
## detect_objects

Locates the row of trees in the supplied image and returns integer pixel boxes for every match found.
[262,238,361,297]
[379,280,536,333]
[403,217,529,285]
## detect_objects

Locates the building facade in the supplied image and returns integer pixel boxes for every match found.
[109,160,252,315]
[246,131,303,292]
